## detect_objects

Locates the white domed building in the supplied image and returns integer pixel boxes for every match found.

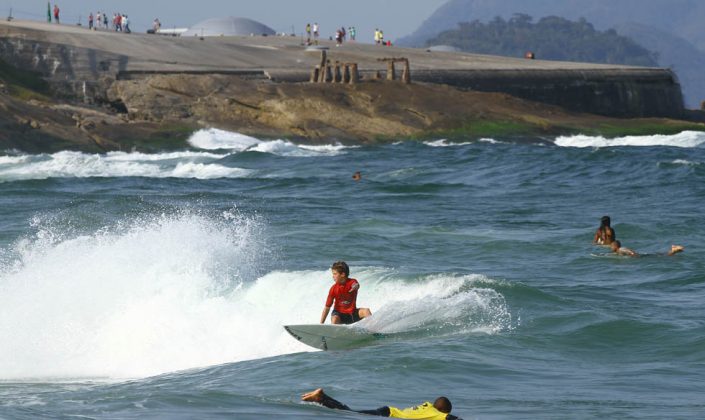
[183,17,276,37]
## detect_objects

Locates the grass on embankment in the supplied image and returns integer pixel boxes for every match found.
[419,117,705,141]
[0,58,50,101]
[573,120,705,137]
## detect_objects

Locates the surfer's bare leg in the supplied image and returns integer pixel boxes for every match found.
[302,388,389,416]
[302,388,351,410]
[331,314,342,324]
[358,307,372,319]
[302,388,324,403]
[668,245,685,256]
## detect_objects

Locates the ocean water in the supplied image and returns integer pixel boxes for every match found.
[1,129,704,419]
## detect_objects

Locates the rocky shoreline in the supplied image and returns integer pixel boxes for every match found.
[2,72,705,153]
[2,19,704,153]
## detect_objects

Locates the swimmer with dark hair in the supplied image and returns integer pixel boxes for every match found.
[594,215,616,245]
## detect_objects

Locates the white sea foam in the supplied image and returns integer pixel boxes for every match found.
[0,215,511,380]
[425,138,499,147]
[670,159,701,166]
[298,143,357,153]
[187,128,352,156]
[424,139,474,147]
[103,150,226,161]
[425,139,450,147]
[0,151,249,181]
[187,128,261,151]
[0,155,31,165]
[0,211,269,379]
[248,139,350,156]
[554,131,705,148]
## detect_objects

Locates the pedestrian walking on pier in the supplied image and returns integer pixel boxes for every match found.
[53,4,60,24]
[123,15,130,33]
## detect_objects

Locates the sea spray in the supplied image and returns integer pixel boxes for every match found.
[0,213,512,380]
[0,209,272,379]
[0,131,359,182]
[187,128,352,155]
[0,150,249,181]
[554,131,705,148]
[187,128,261,151]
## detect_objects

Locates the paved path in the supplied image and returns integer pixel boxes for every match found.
[1,19,646,73]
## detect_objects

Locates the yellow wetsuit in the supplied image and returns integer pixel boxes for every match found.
[388,402,449,420]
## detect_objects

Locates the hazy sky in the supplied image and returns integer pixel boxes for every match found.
[2,0,448,43]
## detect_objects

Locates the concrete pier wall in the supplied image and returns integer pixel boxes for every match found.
[0,20,685,118]
[412,69,684,118]
[0,37,123,101]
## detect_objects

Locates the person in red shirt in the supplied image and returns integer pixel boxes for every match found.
[319,261,372,324]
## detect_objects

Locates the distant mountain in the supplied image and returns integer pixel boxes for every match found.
[399,0,705,108]
[614,23,705,109]
[426,14,658,67]
[400,0,705,51]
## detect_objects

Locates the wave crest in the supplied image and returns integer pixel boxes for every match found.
[555,131,705,148]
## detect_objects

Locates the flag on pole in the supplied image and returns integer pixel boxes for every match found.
[47,2,51,22]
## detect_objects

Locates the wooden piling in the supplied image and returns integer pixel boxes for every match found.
[349,63,359,84]
[334,61,342,83]
[325,61,332,82]
[342,64,350,83]
[387,61,396,80]
[401,59,411,84]
[318,52,328,83]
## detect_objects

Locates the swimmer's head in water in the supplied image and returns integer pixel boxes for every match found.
[433,397,452,414]
[600,216,611,228]
[611,240,621,251]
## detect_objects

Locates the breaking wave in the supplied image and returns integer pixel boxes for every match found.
[554,131,705,148]
[0,212,511,379]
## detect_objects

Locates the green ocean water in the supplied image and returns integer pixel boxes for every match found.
[1,130,704,419]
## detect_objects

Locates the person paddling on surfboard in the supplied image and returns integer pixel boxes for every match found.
[302,388,463,420]
[610,240,684,257]
[320,261,372,325]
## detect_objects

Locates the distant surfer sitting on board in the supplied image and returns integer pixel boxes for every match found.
[593,215,616,245]
[610,240,684,257]
[302,388,462,420]
[320,261,371,325]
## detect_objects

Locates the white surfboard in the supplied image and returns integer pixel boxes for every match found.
[284,324,383,351]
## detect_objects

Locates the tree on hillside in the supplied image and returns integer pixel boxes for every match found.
[427,14,659,67]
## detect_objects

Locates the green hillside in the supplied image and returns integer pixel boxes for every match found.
[426,14,658,67]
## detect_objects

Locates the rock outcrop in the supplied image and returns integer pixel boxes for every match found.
[3,72,703,153]
[0,20,703,153]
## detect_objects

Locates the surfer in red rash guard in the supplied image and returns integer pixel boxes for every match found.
[319,261,372,324]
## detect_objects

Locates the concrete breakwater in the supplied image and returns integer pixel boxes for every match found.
[412,68,683,119]
[0,20,685,119]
